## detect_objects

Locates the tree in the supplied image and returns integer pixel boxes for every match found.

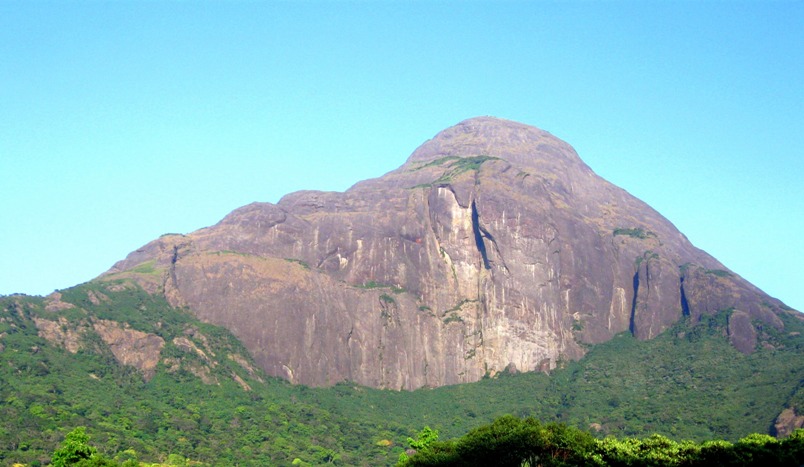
[408,426,439,451]
[50,427,97,466]
[399,426,442,465]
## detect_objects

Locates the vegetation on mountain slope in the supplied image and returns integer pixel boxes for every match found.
[0,280,801,465]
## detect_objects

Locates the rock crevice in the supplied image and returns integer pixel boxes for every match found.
[471,201,491,270]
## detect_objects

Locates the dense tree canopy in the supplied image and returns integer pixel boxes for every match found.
[399,416,804,467]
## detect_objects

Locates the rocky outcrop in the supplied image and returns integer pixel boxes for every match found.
[773,407,804,438]
[34,315,166,381]
[44,292,78,312]
[33,317,85,354]
[105,117,796,389]
[229,353,264,382]
[173,336,215,366]
[93,319,165,381]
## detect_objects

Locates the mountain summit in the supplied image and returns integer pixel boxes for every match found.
[405,116,583,167]
[106,117,796,389]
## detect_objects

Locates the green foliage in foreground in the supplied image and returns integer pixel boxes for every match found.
[399,416,804,466]
[1,279,802,465]
[36,419,804,467]
[50,427,98,467]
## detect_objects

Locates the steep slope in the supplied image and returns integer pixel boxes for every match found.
[0,282,403,466]
[105,117,796,389]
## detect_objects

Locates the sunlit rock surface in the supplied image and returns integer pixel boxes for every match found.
[106,117,794,389]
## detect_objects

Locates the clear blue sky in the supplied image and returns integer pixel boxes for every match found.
[1,1,802,312]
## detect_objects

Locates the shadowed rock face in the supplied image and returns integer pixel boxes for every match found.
[106,117,795,389]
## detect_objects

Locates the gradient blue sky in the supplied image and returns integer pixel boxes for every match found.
[1,1,802,311]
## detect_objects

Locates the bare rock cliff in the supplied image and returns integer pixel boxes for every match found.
[105,117,795,389]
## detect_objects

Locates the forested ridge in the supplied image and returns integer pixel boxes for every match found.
[1,280,802,465]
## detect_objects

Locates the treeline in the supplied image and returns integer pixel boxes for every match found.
[27,417,804,466]
[399,415,804,466]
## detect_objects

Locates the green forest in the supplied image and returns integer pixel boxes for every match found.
[1,280,802,466]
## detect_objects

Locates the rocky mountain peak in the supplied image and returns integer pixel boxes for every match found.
[105,118,796,390]
[404,116,585,170]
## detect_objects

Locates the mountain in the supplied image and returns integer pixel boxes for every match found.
[104,116,796,390]
[2,117,803,464]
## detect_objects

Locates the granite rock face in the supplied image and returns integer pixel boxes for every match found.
[106,117,795,389]
[93,319,165,381]
[773,407,804,438]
